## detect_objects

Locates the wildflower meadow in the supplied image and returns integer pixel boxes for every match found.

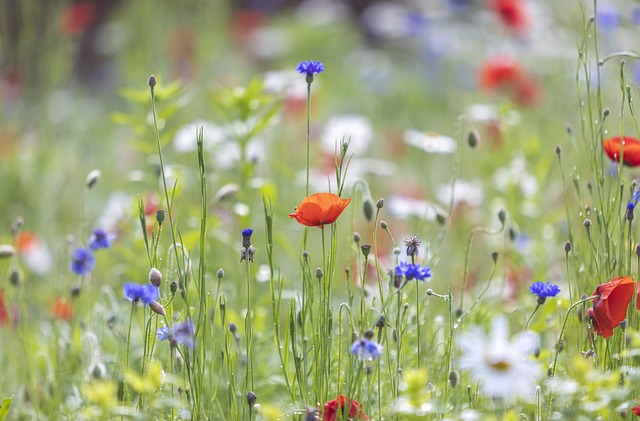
[3,0,640,419]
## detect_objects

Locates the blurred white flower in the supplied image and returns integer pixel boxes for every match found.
[466,104,521,126]
[458,316,541,401]
[494,155,538,197]
[404,129,456,154]
[296,0,351,25]
[97,193,133,232]
[18,234,53,275]
[436,180,483,207]
[322,114,373,154]
[263,70,307,100]
[361,2,410,40]
[386,195,439,220]
[173,120,225,152]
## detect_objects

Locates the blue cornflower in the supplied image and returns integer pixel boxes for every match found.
[240,228,256,263]
[123,282,159,305]
[242,228,253,248]
[71,248,96,275]
[395,262,432,282]
[89,228,115,250]
[157,320,195,349]
[296,60,324,83]
[529,281,561,304]
[350,338,383,361]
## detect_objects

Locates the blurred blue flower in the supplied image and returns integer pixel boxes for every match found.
[350,338,383,361]
[71,248,95,275]
[395,262,432,281]
[89,228,115,250]
[296,60,324,76]
[157,320,195,349]
[529,282,560,304]
[632,7,640,26]
[596,4,621,31]
[123,282,158,305]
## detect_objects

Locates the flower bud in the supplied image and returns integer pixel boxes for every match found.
[229,322,237,334]
[149,301,166,316]
[170,281,178,295]
[315,268,324,279]
[565,241,572,253]
[156,210,165,224]
[353,232,361,243]
[376,198,385,209]
[364,329,374,339]
[380,220,388,229]
[149,268,162,287]
[448,370,458,388]
[86,169,101,189]
[363,199,374,222]
[247,391,257,406]
[148,75,157,88]
[497,209,506,224]
[217,268,224,279]
[467,129,479,148]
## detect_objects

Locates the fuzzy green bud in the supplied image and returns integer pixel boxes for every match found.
[363,199,374,222]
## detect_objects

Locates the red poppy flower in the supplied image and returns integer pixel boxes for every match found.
[633,405,640,416]
[478,56,522,91]
[0,290,7,325]
[603,136,640,167]
[323,395,369,421]
[289,193,351,227]
[588,276,634,338]
[490,0,529,34]
[60,1,98,37]
[53,296,73,322]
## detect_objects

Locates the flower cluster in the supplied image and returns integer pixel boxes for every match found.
[157,320,195,349]
[70,228,115,276]
[529,281,560,304]
[395,262,431,282]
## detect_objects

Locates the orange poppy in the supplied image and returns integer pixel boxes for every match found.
[323,395,369,421]
[603,136,640,167]
[588,276,634,338]
[53,296,73,322]
[289,193,351,227]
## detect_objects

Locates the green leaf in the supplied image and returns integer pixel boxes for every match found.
[0,397,12,421]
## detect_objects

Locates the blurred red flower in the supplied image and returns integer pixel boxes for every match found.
[478,56,541,107]
[53,296,73,322]
[490,0,529,34]
[60,1,98,37]
[289,193,351,227]
[633,405,640,416]
[588,276,634,338]
[603,136,640,167]
[323,395,369,421]
[0,290,7,325]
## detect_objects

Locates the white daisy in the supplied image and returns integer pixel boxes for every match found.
[403,129,456,154]
[436,179,483,207]
[458,316,541,401]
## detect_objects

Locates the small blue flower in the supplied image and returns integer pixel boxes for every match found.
[157,320,195,349]
[71,248,96,275]
[123,282,159,305]
[529,281,560,304]
[242,228,253,248]
[350,338,383,361]
[296,60,325,76]
[89,228,115,250]
[395,262,432,282]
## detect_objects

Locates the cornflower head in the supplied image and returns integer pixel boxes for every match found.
[296,60,324,84]
[240,228,256,263]
[529,281,560,305]
[157,320,195,349]
[89,228,116,250]
[71,248,95,275]
[123,282,158,305]
[404,235,421,258]
[395,262,431,282]
[350,335,383,362]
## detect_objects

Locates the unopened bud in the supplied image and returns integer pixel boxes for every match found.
[149,301,166,316]
[449,370,458,388]
[603,108,610,117]
[376,198,385,209]
[217,268,224,279]
[565,241,572,253]
[86,170,101,189]
[584,219,592,228]
[247,391,257,406]
[467,129,479,148]
[315,268,324,279]
[229,322,237,334]
[156,210,165,224]
[380,220,388,229]
[555,145,562,155]
[9,268,19,286]
[149,268,162,287]
[491,252,499,263]
[148,75,157,88]
[0,245,16,259]
[497,209,507,224]
[170,281,178,295]
[364,329,374,340]
[363,199,374,222]
[353,232,361,243]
